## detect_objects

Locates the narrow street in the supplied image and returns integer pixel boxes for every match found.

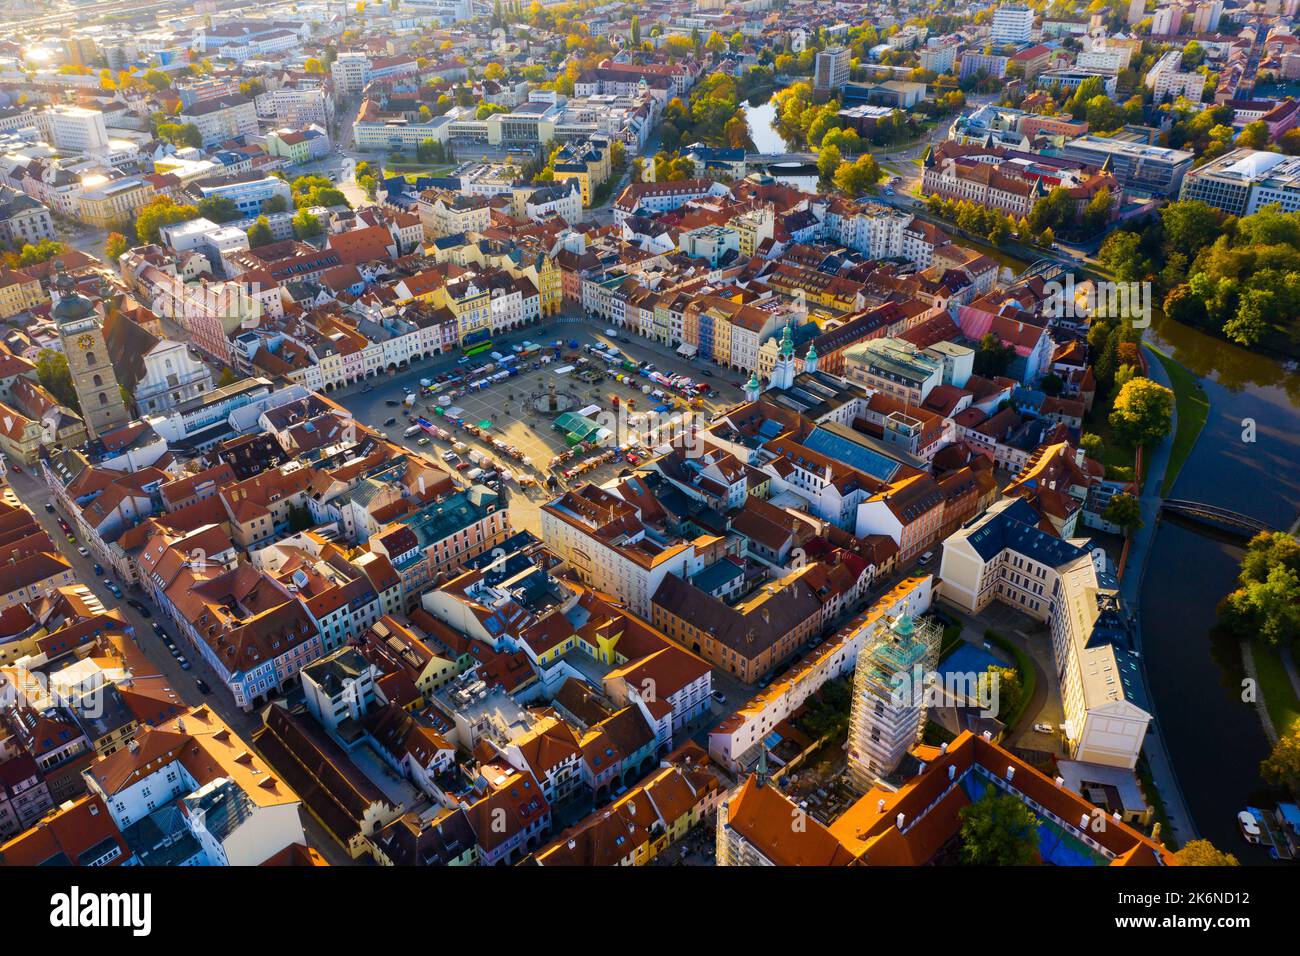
[3,465,357,866]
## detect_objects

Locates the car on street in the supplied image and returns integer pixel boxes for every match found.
[918,551,934,566]
[385,399,400,406]
[711,691,727,706]
[93,563,103,575]
[1033,723,1054,734]
[383,417,397,426]
[127,599,152,618]
[151,622,163,634]
[195,678,212,695]
[416,437,431,446]
[177,655,191,671]
[44,502,55,513]
[109,584,122,598]
[77,546,89,557]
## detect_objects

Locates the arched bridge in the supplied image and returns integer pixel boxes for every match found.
[1161,500,1275,537]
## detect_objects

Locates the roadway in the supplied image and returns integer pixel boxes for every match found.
[3,465,358,866]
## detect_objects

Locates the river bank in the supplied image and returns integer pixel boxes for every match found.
[1139,313,1300,861]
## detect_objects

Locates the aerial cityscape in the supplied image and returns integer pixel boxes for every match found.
[0,0,1294,894]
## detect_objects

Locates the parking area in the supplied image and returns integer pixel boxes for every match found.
[332,322,750,535]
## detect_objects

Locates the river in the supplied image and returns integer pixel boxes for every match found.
[1142,312,1300,862]
[742,99,788,155]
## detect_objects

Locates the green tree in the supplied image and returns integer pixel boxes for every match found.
[1160,200,1225,260]
[197,196,241,223]
[136,197,199,244]
[35,349,80,411]
[157,122,202,149]
[142,69,171,90]
[973,332,1015,377]
[630,14,640,47]
[104,232,129,262]
[1109,377,1174,448]
[1237,120,1271,150]
[263,194,288,214]
[988,665,1023,723]
[817,143,842,182]
[957,790,1039,865]
[832,153,882,196]
[1172,840,1240,866]
[247,216,274,248]
[15,240,64,266]
[1262,723,1300,790]
[1098,231,1148,283]
[292,207,323,239]
[1102,493,1143,534]
[1080,432,1105,461]
[1081,188,1113,235]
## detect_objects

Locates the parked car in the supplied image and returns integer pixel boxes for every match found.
[385,399,401,406]
[1238,810,1262,843]
[195,678,212,695]
[43,502,55,514]
[383,417,397,426]
[1033,723,1054,734]
[127,599,152,618]
[77,546,89,557]
[151,622,163,634]
[711,691,727,706]
[108,584,122,599]
[177,656,191,671]
[93,563,103,575]
[918,551,934,566]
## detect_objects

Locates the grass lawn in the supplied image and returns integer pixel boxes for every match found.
[1147,345,1210,497]
[1084,399,1136,482]
[1252,637,1300,739]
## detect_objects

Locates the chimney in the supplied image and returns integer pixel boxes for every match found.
[877,799,886,813]
[895,812,905,830]
[1006,766,1015,780]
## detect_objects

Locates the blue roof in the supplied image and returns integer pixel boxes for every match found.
[967,498,1089,567]
[802,426,902,482]
[690,559,744,594]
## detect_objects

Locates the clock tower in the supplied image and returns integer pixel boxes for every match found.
[53,265,130,440]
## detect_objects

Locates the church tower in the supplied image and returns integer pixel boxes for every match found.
[53,266,130,439]
[744,370,761,403]
[770,322,797,391]
[804,341,819,374]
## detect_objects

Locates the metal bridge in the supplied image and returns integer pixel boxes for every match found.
[1161,500,1275,537]
[1020,258,1067,283]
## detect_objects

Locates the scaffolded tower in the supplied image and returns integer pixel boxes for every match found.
[846,613,942,794]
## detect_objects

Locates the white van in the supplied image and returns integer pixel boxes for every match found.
[403,425,421,437]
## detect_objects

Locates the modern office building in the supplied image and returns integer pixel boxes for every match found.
[1179,148,1300,215]
[814,46,851,92]
[992,5,1035,44]
[1061,135,1194,196]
